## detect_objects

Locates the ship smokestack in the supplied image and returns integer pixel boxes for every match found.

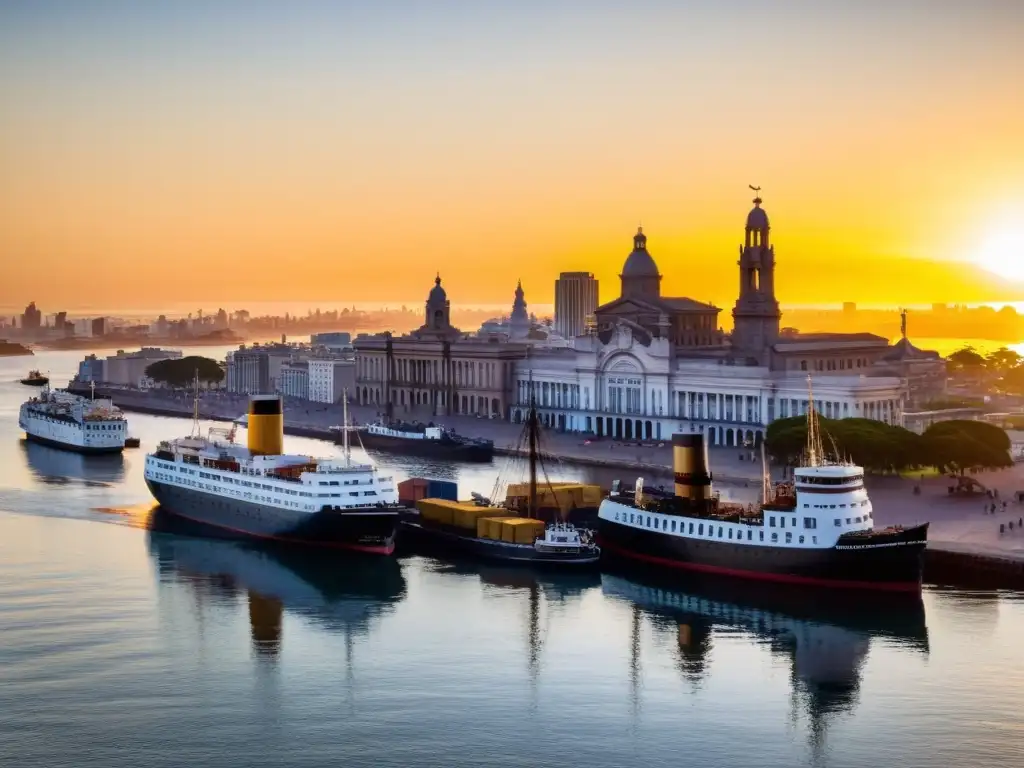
[247,394,283,456]
[672,433,713,502]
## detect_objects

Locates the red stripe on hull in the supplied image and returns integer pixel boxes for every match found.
[162,508,395,556]
[598,538,921,593]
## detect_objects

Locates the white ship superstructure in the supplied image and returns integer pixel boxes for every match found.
[144,393,401,554]
[19,386,127,454]
[145,433,398,515]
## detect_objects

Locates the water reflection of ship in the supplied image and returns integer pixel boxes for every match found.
[147,509,406,656]
[603,571,929,761]
[423,558,600,682]
[19,437,126,485]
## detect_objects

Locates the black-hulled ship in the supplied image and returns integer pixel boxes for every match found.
[20,369,48,386]
[597,383,929,591]
[144,393,401,555]
[344,419,494,462]
[399,401,600,567]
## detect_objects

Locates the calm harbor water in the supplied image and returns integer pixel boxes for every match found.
[2,350,1024,768]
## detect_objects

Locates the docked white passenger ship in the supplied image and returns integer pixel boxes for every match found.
[144,394,401,554]
[19,386,127,454]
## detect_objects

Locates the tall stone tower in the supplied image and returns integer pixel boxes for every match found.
[425,274,451,331]
[731,192,781,364]
[509,279,530,339]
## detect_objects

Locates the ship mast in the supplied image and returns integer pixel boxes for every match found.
[527,392,538,520]
[805,375,824,467]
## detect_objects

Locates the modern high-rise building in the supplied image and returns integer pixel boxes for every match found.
[554,272,598,339]
[21,302,41,331]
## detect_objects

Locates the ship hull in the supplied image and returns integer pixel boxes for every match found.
[23,432,124,455]
[146,479,399,555]
[352,432,494,462]
[399,519,599,567]
[597,517,928,591]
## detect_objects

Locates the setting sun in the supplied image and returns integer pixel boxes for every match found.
[975,228,1024,283]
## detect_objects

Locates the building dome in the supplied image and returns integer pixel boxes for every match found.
[747,199,769,230]
[621,227,660,278]
[428,275,447,303]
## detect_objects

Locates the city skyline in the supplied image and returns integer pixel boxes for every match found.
[2,2,1023,308]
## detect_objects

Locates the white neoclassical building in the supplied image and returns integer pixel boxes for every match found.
[510,195,908,446]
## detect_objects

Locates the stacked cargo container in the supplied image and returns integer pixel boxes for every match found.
[398,478,458,506]
[503,482,604,518]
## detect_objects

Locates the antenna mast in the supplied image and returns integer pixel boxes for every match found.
[761,440,772,504]
[805,375,824,467]
[342,388,351,465]
[190,368,200,438]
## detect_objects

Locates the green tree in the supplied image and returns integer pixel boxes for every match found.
[923,420,1012,474]
[145,356,224,388]
[948,346,986,373]
[985,346,1022,373]
[1003,366,1024,395]
[766,415,928,472]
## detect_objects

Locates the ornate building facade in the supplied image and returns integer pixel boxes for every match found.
[511,196,914,445]
[354,276,528,418]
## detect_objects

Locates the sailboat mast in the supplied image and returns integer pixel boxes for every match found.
[527,400,538,519]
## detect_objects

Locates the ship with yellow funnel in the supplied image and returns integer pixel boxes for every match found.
[143,393,400,554]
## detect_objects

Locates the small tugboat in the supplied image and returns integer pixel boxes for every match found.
[596,377,929,592]
[124,436,141,448]
[399,400,600,566]
[20,370,48,386]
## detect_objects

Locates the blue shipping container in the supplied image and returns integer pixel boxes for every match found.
[426,479,458,501]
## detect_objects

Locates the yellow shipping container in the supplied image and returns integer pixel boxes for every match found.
[580,484,604,506]
[453,505,498,530]
[485,516,515,539]
[416,498,472,527]
[499,518,546,544]
[515,519,546,544]
[475,516,516,539]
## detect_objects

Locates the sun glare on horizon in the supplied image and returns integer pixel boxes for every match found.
[974,225,1024,283]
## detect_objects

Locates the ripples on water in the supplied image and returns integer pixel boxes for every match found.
[1,351,1024,768]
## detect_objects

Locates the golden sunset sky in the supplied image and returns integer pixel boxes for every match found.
[1,1,1023,312]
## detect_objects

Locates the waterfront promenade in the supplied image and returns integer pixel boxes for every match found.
[104,388,1024,571]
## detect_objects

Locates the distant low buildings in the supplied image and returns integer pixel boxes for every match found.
[226,343,294,394]
[309,359,355,403]
[277,360,310,400]
[77,354,105,383]
[104,348,182,386]
[311,331,352,350]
